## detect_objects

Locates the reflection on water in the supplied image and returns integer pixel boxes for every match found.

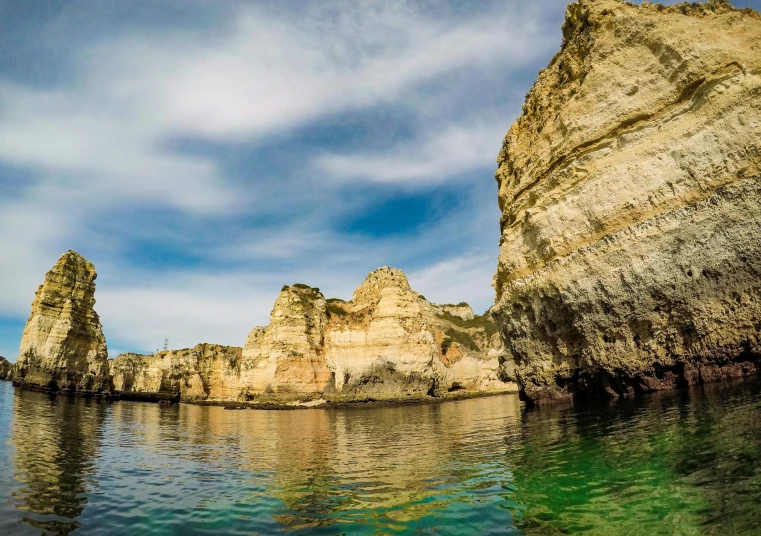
[0,379,760,535]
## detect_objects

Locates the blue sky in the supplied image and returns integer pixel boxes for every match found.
[1,0,759,360]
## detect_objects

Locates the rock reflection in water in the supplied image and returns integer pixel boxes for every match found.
[2,379,761,535]
[8,388,106,535]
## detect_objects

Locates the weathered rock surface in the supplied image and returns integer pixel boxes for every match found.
[112,268,516,405]
[435,303,475,321]
[0,356,12,381]
[493,0,761,404]
[240,285,331,401]
[13,251,111,395]
[110,344,242,402]
[323,268,511,402]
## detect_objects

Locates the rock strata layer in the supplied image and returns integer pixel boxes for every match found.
[493,0,761,404]
[112,268,517,404]
[13,251,111,394]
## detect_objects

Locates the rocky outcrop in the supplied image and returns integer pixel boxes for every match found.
[435,303,475,321]
[493,0,761,404]
[110,344,242,402]
[239,285,331,401]
[111,268,517,405]
[13,251,111,395]
[0,356,12,381]
[323,268,510,402]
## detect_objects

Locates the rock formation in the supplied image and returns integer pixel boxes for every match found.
[493,0,761,404]
[435,303,475,321]
[111,268,517,405]
[110,344,242,402]
[0,356,12,381]
[13,251,111,395]
[323,267,509,402]
[240,284,331,401]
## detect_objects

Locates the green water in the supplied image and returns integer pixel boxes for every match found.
[0,379,759,535]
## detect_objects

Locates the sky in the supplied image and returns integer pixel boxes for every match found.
[1,0,759,360]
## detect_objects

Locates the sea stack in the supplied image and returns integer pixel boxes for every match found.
[13,251,111,395]
[493,0,761,404]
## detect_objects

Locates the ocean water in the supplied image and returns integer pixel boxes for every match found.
[0,379,760,535]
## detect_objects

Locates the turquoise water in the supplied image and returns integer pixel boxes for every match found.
[0,379,760,535]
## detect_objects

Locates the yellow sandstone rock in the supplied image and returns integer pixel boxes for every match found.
[493,0,761,403]
[13,251,111,394]
[111,267,517,405]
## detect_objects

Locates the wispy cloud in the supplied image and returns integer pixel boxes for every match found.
[0,0,564,355]
[315,120,507,184]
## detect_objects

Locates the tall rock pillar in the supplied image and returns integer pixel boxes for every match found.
[13,250,111,394]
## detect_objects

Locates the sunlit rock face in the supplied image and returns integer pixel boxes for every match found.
[323,267,514,402]
[239,285,331,401]
[493,0,761,404]
[0,356,12,381]
[110,344,243,402]
[13,251,111,395]
[110,268,517,405]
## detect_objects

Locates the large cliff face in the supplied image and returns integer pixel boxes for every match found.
[493,0,761,403]
[13,251,111,394]
[240,285,331,401]
[111,268,516,405]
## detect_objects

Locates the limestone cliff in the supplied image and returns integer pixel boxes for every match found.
[13,251,111,394]
[112,268,516,405]
[110,344,242,402]
[493,0,761,403]
[323,267,511,402]
[240,284,331,401]
[0,356,12,381]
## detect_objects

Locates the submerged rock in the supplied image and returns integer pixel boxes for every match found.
[0,356,12,381]
[13,251,111,395]
[493,0,761,403]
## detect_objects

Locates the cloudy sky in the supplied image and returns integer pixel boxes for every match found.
[1,0,758,360]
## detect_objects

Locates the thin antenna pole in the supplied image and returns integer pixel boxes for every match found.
[163,338,168,351]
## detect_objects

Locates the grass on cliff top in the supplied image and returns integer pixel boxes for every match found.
[437,310,499,338]
[442,328,478,352]
[327,303,348,317]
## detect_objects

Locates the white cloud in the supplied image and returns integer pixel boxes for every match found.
[315,120,508,184]
[0,0,561,354]
[408,252,498,315]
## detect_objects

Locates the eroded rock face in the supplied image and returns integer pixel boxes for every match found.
[239,285,331,401]
[111,268,516,405]
[493,0,761,404]
[436,303,475,321]
[323,267,513,402]
[110,344,242,402]
[13,251,111,394]
[0,356,12,381]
